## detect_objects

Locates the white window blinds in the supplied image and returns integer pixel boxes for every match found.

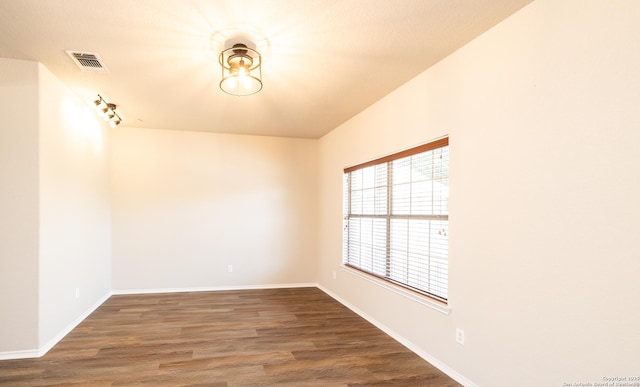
[343,138,449,302]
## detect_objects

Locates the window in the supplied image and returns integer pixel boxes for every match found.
[343,137,449,302]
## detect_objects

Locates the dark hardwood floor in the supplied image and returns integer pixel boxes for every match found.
[0,287,461,386]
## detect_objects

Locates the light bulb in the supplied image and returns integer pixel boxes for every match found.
[98,107,109,120]
[225,77,237,90]
[243,77,252,90]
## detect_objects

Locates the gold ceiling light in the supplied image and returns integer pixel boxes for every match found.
[219,42,262,96]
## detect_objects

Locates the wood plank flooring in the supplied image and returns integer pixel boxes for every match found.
[0,287,461,386]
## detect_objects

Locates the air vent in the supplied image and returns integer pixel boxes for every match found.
[65,51,109,73]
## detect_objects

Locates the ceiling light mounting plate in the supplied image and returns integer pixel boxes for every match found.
[210,27,270,60]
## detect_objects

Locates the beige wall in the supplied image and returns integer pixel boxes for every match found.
[0,58,111,356]
[111,127,317,291]
[318,0,640,385]
[0,58,40,353]
[38,65,112,349]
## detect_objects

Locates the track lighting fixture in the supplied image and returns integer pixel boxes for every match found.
[92,95,122,128]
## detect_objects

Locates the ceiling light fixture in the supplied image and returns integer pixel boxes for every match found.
[219,42,262,96]
[92,95,122,128]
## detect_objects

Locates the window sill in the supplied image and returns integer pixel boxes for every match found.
[340,265,451,315]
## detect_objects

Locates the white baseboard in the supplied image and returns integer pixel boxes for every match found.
[0,291,112,361]
[111,282,317,295]
[0,348,41,361]
[38,292,112,356]
[317,284,477,387]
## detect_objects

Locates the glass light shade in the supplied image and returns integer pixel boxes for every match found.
[98,107,110,120]
[219,44,262,96]
[109,117,121,128]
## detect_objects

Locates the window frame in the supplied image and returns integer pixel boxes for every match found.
[342,137,449,304]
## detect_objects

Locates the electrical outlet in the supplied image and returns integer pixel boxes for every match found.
[456,328,465,345]
[75,288,80,299]
[332,271,337,280]
[227,265,233,273]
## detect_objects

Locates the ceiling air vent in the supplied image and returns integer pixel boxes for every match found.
[65,51,109,73]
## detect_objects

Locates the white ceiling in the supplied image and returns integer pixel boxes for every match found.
[0,0,533,139]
